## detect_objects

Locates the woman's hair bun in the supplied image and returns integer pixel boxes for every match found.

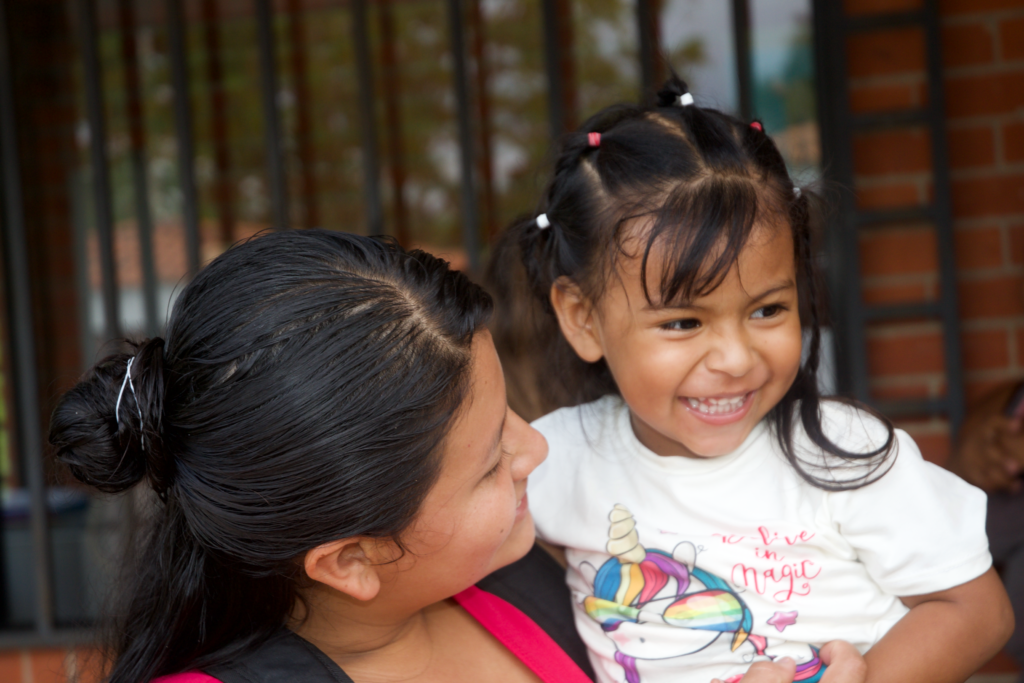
[655,73,692,108]
[49,337,168,495]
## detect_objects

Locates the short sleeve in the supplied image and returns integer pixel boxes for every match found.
[826,428,991,596]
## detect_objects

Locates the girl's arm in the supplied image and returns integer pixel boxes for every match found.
[863,568,1013,683]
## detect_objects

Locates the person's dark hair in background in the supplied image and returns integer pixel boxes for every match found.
[486,224,576,422]
[48,230,492,683]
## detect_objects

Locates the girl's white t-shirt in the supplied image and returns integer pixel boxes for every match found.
[528,395,991,683]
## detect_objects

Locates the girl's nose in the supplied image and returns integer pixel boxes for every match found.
[704,327,757,378]
[507,410,548,481]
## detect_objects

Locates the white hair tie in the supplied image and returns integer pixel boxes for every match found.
[793,187,801,197]
[115,357,145,449]
[535,213,551,230]
[677,93,694,107]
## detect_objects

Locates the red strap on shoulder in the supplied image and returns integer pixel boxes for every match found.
[152,672,222,683]
[453,585,592,683]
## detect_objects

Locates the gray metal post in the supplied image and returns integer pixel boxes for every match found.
[166,0,203,273]
[120,0,160,336]
[812,0,869,401]
[447,0,480,271]
[351,0,383,236]
[255,0,290,230]
[636,0,656,101]
[0,0,54,635]
[78,0,121,340]
[923,0,964,434]
[731,0,752,120]
[541,0,564,143]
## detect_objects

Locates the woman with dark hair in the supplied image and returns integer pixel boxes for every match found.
[49,230,864,683]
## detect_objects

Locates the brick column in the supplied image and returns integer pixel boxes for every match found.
[843,0,1024,464]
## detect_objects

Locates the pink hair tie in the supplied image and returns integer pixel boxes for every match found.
[588,132,601,148]
[750,121,763,132]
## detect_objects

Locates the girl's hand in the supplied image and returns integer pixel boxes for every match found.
[819,640,867,683]
[710,642,866,683]
[711,658,796,683]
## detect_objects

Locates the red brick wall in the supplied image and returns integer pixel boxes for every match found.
[0,648,102,683]
[847,0,1024,465]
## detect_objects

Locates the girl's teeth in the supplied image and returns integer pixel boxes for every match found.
[686,395,747,415]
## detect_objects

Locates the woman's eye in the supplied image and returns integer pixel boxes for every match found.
[484,447,508,479]
[751,304,785,319]
[663,318,701,331]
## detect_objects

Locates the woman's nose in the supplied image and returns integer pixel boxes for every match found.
[507,410,548,480]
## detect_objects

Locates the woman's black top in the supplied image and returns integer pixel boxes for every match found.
[205,544,595,683]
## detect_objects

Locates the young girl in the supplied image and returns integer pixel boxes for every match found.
[493,78,1013,683]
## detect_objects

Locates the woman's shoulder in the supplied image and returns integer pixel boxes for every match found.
[475,544,596,680]
[201,629,353,683]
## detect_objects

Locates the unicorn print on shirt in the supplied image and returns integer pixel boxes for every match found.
[578,505,825,683]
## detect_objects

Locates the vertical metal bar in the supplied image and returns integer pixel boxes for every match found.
[541,0,564,143]
[255,0,290,230]
[119,0,160,337]
[78,0,121,341]
[923,0,964,434]
[541,0,576,141]
[447,0,480,271]
[467,0,497,239]
[812,0,869,401]
[731,0,752,120]
[166,0,202,272]
[285,0,318,229]
[0,0,54,634]
[351,0,383,236]
[378,0,408,244]
[636,0,656,101]
[201,0,236,248]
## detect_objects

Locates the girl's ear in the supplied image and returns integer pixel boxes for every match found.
[303,538,385,602]
[550,278,605,363]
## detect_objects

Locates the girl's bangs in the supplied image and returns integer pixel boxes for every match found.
[630,177,779,307]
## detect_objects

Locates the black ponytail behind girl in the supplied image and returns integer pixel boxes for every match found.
[489,74,895,490]
[49,230,492,683]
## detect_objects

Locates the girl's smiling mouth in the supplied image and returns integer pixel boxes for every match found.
[681,391,755,424]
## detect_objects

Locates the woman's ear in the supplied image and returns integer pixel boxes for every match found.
[550,278,604,363]
[303,538,384,602]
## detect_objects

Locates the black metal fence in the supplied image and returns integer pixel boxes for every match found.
[0,0,827,643]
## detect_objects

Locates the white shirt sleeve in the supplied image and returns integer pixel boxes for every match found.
[826,428,991,596]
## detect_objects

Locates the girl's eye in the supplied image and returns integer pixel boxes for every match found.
[751,304,786,319]
[662,318,701,331]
